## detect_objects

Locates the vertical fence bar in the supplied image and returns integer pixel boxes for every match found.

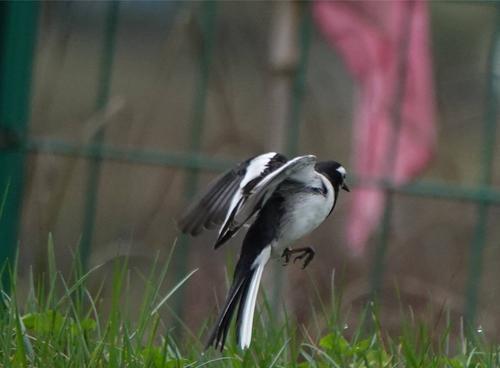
[464,5,500,326]
[369,194,394,296]
[80,1,119,269]
[369,1,415,298]
[287,2,312,157]
[174,1,217,321]
[0,1,39,289]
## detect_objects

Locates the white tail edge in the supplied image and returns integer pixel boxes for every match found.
[238,246,271,349]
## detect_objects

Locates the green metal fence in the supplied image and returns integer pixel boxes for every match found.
[0,0,499,329]
[0,1,39,286]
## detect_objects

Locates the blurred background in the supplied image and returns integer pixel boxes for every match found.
[1,0,499,344]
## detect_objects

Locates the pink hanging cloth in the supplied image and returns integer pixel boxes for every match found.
[313,0,436,255]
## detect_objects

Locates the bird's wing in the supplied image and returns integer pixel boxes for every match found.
[177,152,287,237]
[215,154,317,248]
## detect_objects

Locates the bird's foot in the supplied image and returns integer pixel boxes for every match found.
[282,248,292,266]
[281,247,315,269]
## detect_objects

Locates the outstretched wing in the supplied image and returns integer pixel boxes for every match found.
[216,154,317,248]
[178,152,287,238]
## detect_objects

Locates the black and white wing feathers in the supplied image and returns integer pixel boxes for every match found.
[177,167,241,236]
[178,152,318,249]
[178,152,287,242]
[217,155,317,247]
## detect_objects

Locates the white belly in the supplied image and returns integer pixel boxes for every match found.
[273,175,334,254]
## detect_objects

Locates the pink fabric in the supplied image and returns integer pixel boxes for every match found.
[313,0,436,255]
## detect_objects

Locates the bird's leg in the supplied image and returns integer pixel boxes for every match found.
[281,247,315,269]
[282,248,292,266]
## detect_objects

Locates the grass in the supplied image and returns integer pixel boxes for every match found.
[1,240,500,367]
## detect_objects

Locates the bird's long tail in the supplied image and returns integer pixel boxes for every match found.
[206,247,270,351]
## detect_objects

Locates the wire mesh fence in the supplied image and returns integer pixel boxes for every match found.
[1,0,499,337]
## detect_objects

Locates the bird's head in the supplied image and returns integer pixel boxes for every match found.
[315,161,350,192]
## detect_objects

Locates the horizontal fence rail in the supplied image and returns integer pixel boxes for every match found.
[23,137,500,205]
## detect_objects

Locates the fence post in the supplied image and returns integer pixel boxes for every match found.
[174,1,217,322]
[369,1,414,300]
[464,4,500,326]
[80,1,119,270]
[0,1,39,289]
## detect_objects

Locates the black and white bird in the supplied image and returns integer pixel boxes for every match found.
[178,152,349,351]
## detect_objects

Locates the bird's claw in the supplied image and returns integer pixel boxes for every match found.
[281,248,292,266]
[294,250,315,269]
[281,247,315,269]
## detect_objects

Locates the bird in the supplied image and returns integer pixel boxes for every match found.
[178,152,349,352]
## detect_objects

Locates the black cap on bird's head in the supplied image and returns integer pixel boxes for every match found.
[315,161,350,192]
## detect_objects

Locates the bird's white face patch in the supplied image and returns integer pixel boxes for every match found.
[336,166,347,178]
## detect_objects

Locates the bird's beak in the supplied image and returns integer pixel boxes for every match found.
[342,183,350,192]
